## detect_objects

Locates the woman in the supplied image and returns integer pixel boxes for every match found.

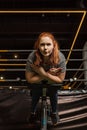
[25,32,66,126]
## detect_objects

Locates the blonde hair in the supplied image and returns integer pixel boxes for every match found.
[34,32,60,66]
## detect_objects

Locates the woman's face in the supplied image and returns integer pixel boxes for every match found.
[39,36,54,57]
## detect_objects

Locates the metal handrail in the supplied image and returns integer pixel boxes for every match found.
[0,59,87,62]
[0,79,87,82]
[0,69,87,71]
[0,49,87,53]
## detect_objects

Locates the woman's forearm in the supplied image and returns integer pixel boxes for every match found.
[26,74,43,84]
[30,75,43,83]
[43,72,65,83]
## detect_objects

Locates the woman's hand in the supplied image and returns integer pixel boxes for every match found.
[48,67,62,75]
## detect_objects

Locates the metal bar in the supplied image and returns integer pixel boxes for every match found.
[0,49,87,53]
[61,49,87,52]
[0,64,26,66]
[0,10,85,13]
[0,79,87,82]
[0,69,87,71]
[0,68,87,71]
[0,79,26,82]
[66,11,86,64]
[66,69,87,71]
[0,69,25,71]
[0,50,34,52]
[0,59,86,62]
[69,59,87,61]
[0,59,26,61]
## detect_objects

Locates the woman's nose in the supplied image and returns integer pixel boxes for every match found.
[44,45,47,49]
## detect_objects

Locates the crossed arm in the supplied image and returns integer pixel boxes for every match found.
[25,64,66,84]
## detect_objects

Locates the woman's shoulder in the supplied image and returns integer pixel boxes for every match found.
[27,50,36,60]
[26,50,36,64]
[30,50,36,55]
[59,51,66,61]
[28,50,36,57]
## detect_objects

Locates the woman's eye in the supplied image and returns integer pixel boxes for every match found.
[40,43,51,46]
[40,43,44,46]
[47,43,51,46]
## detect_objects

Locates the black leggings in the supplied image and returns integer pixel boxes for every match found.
[31,87,58,113]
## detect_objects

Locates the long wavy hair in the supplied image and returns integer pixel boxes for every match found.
[34,32,60,66]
